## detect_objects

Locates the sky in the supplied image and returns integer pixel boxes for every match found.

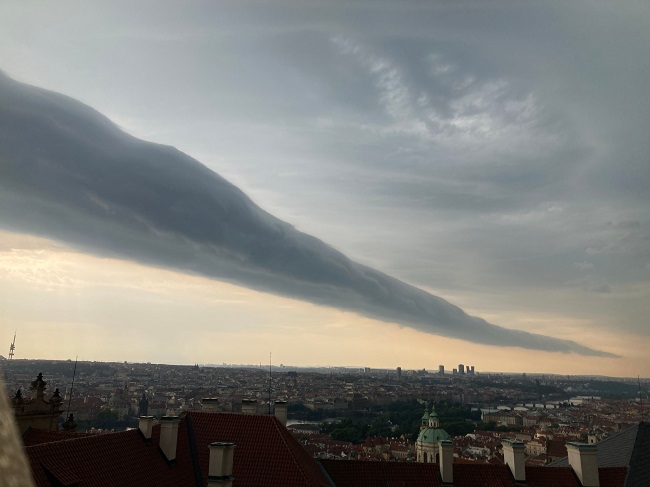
[0,0,649,377]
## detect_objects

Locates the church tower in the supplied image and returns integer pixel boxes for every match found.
[138,392,149,417]
[415,404,451,463]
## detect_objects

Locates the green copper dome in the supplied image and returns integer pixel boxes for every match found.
[417,427,451,444]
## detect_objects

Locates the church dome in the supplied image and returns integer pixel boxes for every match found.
[417,427,451,444]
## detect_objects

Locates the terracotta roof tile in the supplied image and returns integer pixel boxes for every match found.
[189,411,330,487]
[599,467,630,487]
[27,426,195,487]
[22,414,630,487]
[22,428,97,447]
[26,412,331,487]
[452,463,515,487]
[320,459,441,487]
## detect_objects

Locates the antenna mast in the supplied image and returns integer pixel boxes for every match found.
[67,356,78,417]
[639,376,645,421]
[8,330,16,360]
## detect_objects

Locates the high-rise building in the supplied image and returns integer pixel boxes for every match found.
[397,367,402,381]
[459,364,465,375]
[438,365,445,375]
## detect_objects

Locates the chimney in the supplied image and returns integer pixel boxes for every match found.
[502,439,526,482]
[202,398,219,413]
[274,401,288,427]
[567,442,599,487]
[241,399,257,415]
[138,416,154,443]
[159,416,180,463]
[439,440,454,484]
[208,442,235,487]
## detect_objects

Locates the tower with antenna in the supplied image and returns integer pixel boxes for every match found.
[8,330,16,360]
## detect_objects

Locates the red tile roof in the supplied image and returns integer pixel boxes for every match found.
[22,428,97,447]
[27,426,195,487]
[452,463,515,487]
[320,459,441,487]
[526,465,628,487]
[189,412,330,487]
[23,414,628,487]
[599,467,630,487]
[320,460,627,487]
[25,412,331,487]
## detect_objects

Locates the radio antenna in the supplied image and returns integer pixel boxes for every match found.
[8,330,16,360]
[639,376,645,421]
[268,352,272,415]
[66,356,78,417]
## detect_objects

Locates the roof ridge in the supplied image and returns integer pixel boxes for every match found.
[184,413,204,487]
[25,428,138,450]
[272,414,322,486]
[272,415,313,485]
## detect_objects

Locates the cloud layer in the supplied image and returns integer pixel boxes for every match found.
[0,71,614,356]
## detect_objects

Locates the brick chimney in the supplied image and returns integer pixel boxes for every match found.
[567,442,599,487]
[159,416,180,463]
[138,416,154,443]
[202,398,219,413]
[274,401,288,427]
[208,442,235,487]
[439,440,453,484]
[502,439,526,482]
[241,399,257,415]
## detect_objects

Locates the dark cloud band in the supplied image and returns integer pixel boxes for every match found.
[0,71,615,357]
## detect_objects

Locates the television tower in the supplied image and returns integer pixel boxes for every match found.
[8,330,16,360]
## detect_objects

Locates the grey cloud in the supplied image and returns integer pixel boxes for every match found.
[573,262,595,271]
[0,71,615,357]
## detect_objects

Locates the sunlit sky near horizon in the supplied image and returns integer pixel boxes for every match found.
[0,1,649,377]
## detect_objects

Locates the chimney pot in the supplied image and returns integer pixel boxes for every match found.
[159,416,180,463]
[567,442,600,487]
[502,439,526,482]
[202,398,219,413]
[208,442,235,487]
[240,399,257,415]
[138,416,154,441]
[439,440,454,484]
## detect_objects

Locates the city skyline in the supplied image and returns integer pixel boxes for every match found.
[1,1,649,377]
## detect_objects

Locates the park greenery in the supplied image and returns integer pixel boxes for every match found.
[319,399,483,444]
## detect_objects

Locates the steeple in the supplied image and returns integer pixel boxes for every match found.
[420,406,430,428]
[428,405,440,428]
[13,373,63,433]
[63,413,77,432]
[31,372,47,399]
[139,392,149,416]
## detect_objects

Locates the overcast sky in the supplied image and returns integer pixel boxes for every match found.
[0,0,649,376]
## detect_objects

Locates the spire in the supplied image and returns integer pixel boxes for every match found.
[428,406,440,428]
[139,392,149,416]
[31,372,47,398]
[50,388,63,412]
[421,406,430,428]
[63,413,77,432]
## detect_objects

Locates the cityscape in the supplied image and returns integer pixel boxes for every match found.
[3,353,649,480]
